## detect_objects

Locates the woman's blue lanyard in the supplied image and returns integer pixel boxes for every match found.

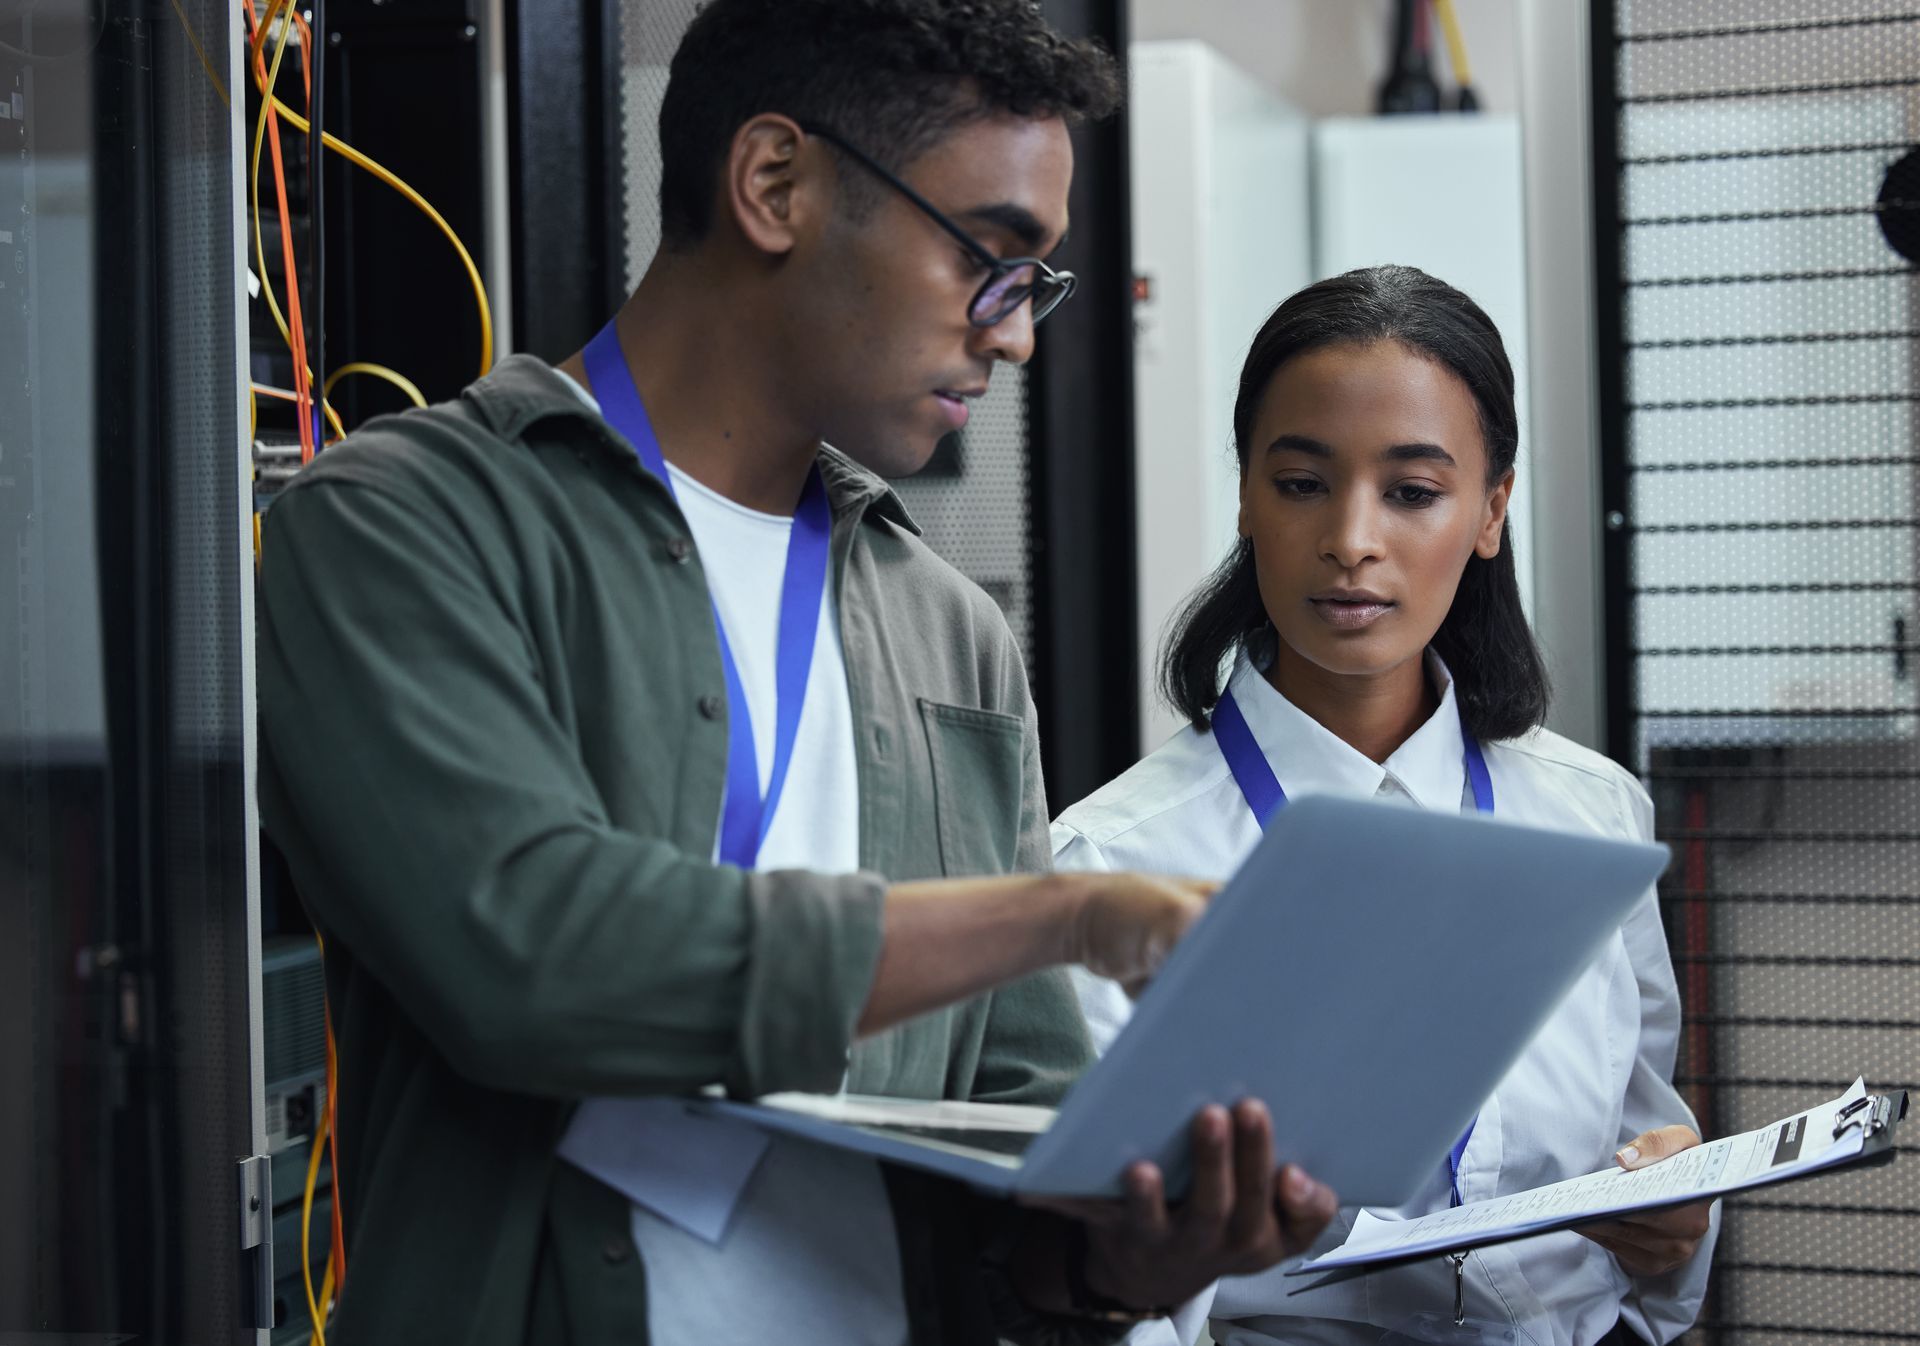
[1210,682,1492,1210]
[583,322,833,869]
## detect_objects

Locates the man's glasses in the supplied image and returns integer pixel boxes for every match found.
[802,124,1077,330]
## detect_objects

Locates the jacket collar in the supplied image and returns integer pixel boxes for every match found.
[461,353,922,535]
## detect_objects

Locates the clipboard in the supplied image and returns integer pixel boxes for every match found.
[1286,1079,1909,1293]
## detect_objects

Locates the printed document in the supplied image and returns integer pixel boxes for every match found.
[1294,1078,1893,1280]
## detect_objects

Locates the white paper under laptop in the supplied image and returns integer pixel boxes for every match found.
[700,793,1669,1206]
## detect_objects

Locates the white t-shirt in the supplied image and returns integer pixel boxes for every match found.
[664,460,863,873]
[553,370,906,1344]
[1054,652,1718,1346]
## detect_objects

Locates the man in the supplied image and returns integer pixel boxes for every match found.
[257,2,1337,1341]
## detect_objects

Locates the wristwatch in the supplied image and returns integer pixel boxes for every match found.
[1064,1221,1177,1324]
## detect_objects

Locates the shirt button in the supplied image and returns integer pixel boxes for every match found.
[602,1238,632,1265]
[665,536,693,563]
[698,694,724,720]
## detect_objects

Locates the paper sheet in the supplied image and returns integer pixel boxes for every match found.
[752,1092,1058,1133]
[559,1096,773,1246]
[1297,1078,1874,1275]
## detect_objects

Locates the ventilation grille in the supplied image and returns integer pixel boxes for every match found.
[1605,4,1920,1341]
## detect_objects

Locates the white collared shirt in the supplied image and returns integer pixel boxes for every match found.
[1053,652,1718,1346]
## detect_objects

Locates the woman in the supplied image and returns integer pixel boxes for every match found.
[1055,266,1716,1346]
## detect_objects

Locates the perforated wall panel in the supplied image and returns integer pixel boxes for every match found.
[1602,4,1920,1340]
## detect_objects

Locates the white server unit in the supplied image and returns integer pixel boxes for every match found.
[1129,40,1312,754]
[1312,115,1538,620]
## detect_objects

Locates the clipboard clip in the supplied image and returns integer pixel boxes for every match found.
[1832,1092,1903,1143]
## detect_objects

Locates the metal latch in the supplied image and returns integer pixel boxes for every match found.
[239,1154,275,1329]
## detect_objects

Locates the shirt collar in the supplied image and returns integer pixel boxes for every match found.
[1222,648,1469,811]
[460,353,922,535]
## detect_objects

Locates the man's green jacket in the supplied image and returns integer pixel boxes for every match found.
[259,356,1101,1344]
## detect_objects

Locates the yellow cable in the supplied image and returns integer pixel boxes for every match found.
[301,1100,330,1346]
[1433,0,1474,91]
[311,1259,335,1346]
[176,0,486,441]
[324,361,428,409]
[252,72,495,379]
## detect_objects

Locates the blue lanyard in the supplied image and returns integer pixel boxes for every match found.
[1211,680,1492,1206]
[584,322,833,869]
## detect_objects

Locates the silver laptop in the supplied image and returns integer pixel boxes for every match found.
[702,792,1669,1206]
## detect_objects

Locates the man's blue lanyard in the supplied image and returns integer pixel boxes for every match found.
[1211,680,1493,1207]
[583,322,833,869]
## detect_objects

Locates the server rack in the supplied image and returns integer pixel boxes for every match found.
[1,0,262,1336]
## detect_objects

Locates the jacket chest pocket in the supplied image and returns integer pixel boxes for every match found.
[917,699,1025,877]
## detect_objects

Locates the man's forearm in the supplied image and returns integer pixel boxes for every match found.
[856,872,1091,1036]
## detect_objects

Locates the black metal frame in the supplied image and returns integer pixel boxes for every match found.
[1590,0,1634,771]
[93,8,177,1332]
[1028,0,1138,814]
[503,0,627,360]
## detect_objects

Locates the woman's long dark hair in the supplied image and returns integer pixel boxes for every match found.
[1161,264,1551,743]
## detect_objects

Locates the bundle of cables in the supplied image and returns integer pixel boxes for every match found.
[172,0,494,459]
[1378,0,1480,116]
[170,2,503,1340]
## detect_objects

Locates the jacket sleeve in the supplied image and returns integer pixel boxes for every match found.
[258,472,884,1101]
[1612,774,1721,1343]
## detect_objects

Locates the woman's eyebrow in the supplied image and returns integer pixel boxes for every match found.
[1265,436,1458,466]
[1266,434,1333,457]
[1383,442,1457,466]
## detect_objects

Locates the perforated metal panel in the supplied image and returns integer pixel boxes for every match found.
[615,0,698,295]
[888,379,1036,664]
[1600,4,1920,1341]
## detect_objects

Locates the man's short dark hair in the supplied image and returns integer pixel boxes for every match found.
[658,0,1122,247]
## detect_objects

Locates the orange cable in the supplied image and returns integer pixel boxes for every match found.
[290,5,312,104]
[247,0,313,459]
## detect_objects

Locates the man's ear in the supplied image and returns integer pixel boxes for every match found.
[722,114,818,258]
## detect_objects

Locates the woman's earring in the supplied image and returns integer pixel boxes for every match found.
[1246,623,1278,673]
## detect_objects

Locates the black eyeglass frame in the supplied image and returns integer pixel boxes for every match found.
[801,122,1078,329]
